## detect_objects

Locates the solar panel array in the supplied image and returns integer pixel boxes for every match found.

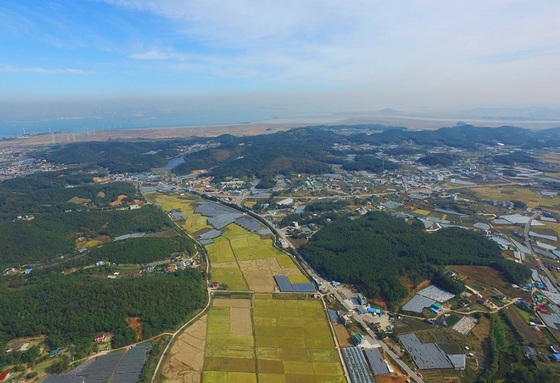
[195,201,270,235]
[399,334,453,370]
[43,343,152,383]
[327,309,339,323]
[41,376,85,383]
[112,344,152,383]
[341,347,374,383]
[73,350,127,382]
[274,275,316,293]
[364,348,391,376]
[274,275,293,291]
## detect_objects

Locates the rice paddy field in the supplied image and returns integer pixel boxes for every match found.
[472,186,560,209]
[150,194,307,292]
[253,294,344,383]
[201,295,344,383]
[151,193,211,233]
[152,194,344,383]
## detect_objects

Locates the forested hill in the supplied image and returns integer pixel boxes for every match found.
[0,270,205,358]
[300,212,530,306]
[174,129,337,180]
[40,140,184,173]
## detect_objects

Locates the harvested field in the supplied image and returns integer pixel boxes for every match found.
[503,307,544,345]
[68,196,91,204]
[162,315,207,383]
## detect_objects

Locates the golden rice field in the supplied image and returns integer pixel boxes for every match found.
[202,295,344,383]
[253,295,344,383]
[151,193,211,233]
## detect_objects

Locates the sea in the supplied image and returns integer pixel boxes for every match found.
[0,111,344,138]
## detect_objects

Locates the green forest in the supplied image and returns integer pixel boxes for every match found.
[40,140,185,173]
[88,236,195,265]
[300,212,530,306]
[0,171,138,216]
[0,269,206,362]
[174,129,337,180]
[0,206,173,266]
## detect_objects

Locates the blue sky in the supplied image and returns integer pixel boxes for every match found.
[1,0,559,123]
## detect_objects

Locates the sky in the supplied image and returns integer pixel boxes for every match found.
[1,0,560,128]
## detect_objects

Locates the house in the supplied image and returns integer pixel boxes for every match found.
[550,345,560,354]
[94,332,111,344]
[0,370,11,383]
[352,333,365,346]
[357,292,367,305]
[339,312,352,325]
[431,302,443,313]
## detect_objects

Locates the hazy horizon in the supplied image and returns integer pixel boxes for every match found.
[1,1,560,134]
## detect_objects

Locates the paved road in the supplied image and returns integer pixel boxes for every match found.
[524,211,558,286]
[319,281,426,383]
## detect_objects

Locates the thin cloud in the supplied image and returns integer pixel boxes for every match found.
[0,66,95,75]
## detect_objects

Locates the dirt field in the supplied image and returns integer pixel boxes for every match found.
[332,323,353,347]
[503,306,544,345]
[162,315,208,383]
[128,317,142,341]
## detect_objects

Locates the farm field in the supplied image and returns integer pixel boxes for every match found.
[151,193,307,292]
[219,224,306,292]
[162,314,208,383]
[198,295,344,383]
[472,185,560,209]
[151,193,211,233]
[253,294,344,383]
[203,298,257,383]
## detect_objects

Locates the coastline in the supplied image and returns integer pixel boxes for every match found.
[2,114,559,148]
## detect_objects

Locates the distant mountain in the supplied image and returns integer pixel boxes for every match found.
[377,108,402,115]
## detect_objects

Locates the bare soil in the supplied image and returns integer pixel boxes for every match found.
[332,323,353,348]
